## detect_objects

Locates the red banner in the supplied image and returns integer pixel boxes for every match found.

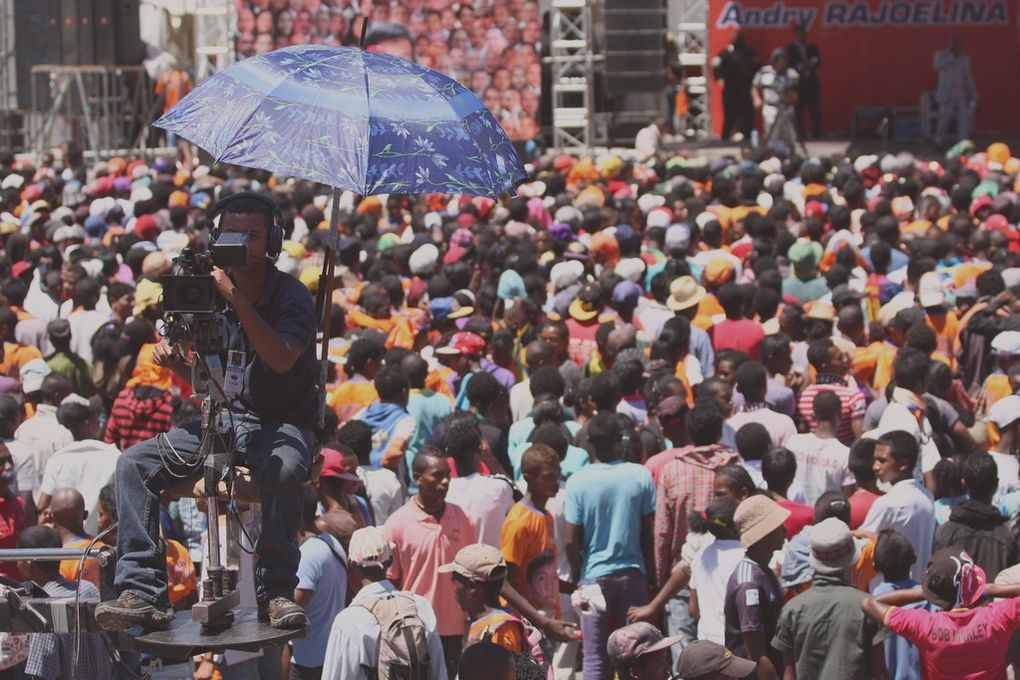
[707,0,1020,136]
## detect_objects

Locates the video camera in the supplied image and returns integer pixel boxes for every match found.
[161,232,249,357]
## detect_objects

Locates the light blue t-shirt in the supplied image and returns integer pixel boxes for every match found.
[507,418,582,469]
[565,460,656,580]
[406,389,454,490]
[509,441,590,480]
[292,532,348,667]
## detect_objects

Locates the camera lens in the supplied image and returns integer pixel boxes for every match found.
[182,281,204,305]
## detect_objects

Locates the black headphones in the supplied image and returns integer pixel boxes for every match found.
[209,191,285,258]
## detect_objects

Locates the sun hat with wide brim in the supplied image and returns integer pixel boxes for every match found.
[667,276,707,311]
[809,518,861,576]
[735,495,790,548]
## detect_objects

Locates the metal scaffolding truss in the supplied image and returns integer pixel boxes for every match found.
[194,0,235,83]
[29,65,159,159]
[675,0,711,138]
[547,0,598,154]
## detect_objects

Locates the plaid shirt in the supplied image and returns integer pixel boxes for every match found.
[24,578,112,680]
[653,445,739,583]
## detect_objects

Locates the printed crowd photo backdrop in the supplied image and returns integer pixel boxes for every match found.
[233,0,542,141]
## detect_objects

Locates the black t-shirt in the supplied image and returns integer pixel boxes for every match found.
[725,557,784,671]
[222,264,319,429]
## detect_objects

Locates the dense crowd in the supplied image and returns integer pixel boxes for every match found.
[0,136,1019,680]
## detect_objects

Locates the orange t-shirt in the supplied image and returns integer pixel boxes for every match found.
[693,295,724,331]
[327,377,379,423]
[852,341,898,390]
[500,501,559,617]
[156,70,193,112]
[925,311,960,369]
[60,537,105,588]
[981,374,1012,411]
[425,367,456,401]
[468,608,527,653]
[166,538,197,605]
[0,342,42,379]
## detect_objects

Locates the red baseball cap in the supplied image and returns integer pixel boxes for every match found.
[133,214,158,241]
[319,447,360,482]
[436,331,486,357]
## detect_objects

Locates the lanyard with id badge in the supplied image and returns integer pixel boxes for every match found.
[224,350,246,400]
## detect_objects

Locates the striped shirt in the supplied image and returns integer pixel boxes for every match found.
[104,385,176,450]
[797,375,866,446]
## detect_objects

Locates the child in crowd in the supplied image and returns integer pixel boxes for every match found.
[689,496,743,645]
[872,530,922,680]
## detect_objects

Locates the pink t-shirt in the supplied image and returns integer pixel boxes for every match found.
[384,499,476,636]
[885,597,1020,680]
[565,318,599,366]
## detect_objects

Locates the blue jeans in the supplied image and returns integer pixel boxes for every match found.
[578,568,648,680]
[114,414,313,607]
[665,588,697,667]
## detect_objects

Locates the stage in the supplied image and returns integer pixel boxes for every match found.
[658,133,1020,163]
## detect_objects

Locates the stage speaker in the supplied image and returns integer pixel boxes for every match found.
[111,0,145,65]
[93,0,117,64]
[13,0,62,109]
[601,0,666,143]
[58,0,143,66]
[602,5,666,94]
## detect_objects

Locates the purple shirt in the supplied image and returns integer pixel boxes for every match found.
[480,358,517,391]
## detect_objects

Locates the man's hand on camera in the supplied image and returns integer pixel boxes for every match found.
[211,267,239,305]
[153,340,191,376]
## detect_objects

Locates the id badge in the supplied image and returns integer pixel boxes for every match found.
[224,350,245,399]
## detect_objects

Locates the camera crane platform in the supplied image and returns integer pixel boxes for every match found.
[0,187,350,658]
[0,231,313,658]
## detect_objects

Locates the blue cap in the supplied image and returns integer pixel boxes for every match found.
[497,270,526,300]
[430,296,455,320]
[83,214,108,237]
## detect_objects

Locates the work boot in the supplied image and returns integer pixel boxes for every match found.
[95,592,175,631]
[258,596,308,629]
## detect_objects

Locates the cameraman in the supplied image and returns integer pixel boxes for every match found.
[95,193,319,632]
[753,47,800,152]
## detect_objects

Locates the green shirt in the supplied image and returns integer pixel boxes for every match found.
[772,574,888,679]
[45,351,94,398]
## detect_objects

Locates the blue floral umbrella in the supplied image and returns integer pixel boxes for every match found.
[154,44,527,198]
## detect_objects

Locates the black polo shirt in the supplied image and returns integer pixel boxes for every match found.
[221,262,319,430]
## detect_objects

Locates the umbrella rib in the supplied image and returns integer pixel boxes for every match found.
[217,50,353,173]
[412,74,503,198]
[360,49,372,194]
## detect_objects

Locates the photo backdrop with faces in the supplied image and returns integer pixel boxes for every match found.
[234,0,542,141]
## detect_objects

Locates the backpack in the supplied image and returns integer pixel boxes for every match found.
[354,591,430,680]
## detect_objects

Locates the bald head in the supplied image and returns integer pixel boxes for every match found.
[525,340,556,374]
[837,304,865,342]
[40,373,73,406]
[50,488,87,533]
[400,353,429,390]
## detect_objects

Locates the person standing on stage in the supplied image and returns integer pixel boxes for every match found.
[786,24,821,138]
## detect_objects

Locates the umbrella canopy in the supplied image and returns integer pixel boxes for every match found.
[155,45,526,197]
